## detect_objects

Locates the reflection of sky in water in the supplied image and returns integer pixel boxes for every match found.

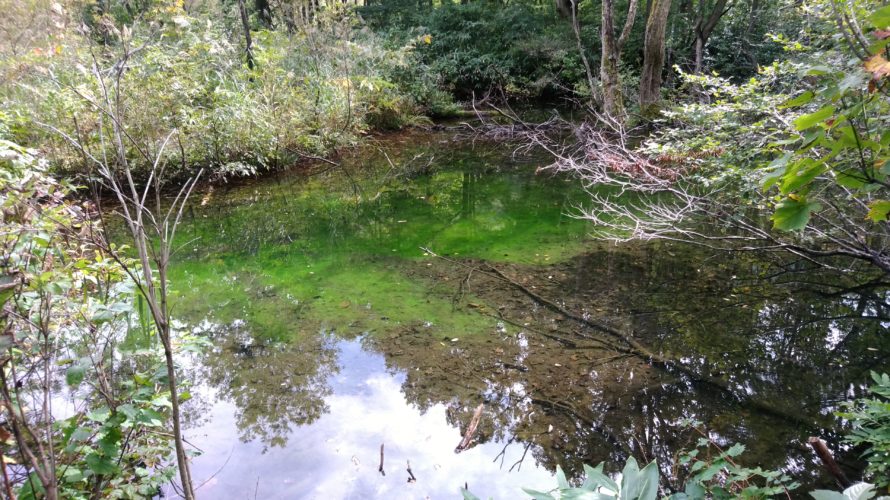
[187,339,556,499]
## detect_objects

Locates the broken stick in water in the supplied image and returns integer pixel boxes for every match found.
[378,443,385,476]
[406,460,417,483]
[455,403,484,453]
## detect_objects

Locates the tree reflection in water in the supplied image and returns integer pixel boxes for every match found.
[371,243,889,487]
[189,320,339,450]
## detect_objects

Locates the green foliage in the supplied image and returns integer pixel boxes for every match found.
[837,373,890,489]
[370,2,585,97]
[0,140,182,496]
[763,50,889,232]
[463,452,800,499]
[674,433,800,498]
[516,459,658,500]
[810,483,887,500]
[634,2,890,271]
[0,2,451,181]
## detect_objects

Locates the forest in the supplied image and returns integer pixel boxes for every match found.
[0,0,889,498]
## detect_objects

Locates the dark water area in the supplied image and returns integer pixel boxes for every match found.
[164,129,890,498]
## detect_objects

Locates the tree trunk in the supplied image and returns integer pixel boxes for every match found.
[639,0,672,116]
[555,0,573,18]
[255,0,273,27]
[691,0,731,73]
[238,0,256,70]
[600,0,637,120]
[570,0,597,106]
[163,334,195,500]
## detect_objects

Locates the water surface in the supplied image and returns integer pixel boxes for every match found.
[168,129,889,498]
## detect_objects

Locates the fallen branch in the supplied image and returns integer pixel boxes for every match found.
[455,404,484,453]
[808,437,852,488]
[378,443,385,477]
[406,460,416,483]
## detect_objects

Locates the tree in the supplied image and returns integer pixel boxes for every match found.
[689,0,734,73]
[555,0,574,18]
[239,0,256,70]
[639,0,673,116]
[600,0,639,119]
[42,35,203,499]
[534,3,890,275]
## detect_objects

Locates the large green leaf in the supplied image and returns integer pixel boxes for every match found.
[772,198,821,231]
[780,158,826,195]
[561,489,614,500]
[781,91,814,108]
[870,5,890,29]
[581,463,618,493]
[460,489,482,500]
[17,471,45,500]
[522,488,557,500]
[610,458,661,500]
[556,465,571,489]
[762,152,793,190]
[66,363,86,387]
[635,461,660,500]
[794,105,835,131]
[85,452,117,475]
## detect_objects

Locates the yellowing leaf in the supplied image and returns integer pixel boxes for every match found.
[866,200,890,222]
[864,54,890,80]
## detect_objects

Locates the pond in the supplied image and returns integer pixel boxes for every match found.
[165,129,889,498]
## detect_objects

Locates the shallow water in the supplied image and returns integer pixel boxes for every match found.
[186,334,556,499]
[166,129,890,498]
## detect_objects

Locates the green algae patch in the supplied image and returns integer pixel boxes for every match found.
[166,131,595,341]
[171,256,496,341]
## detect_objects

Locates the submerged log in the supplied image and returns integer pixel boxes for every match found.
[480,263,833,430]
[455,404,484,453]
[808,437,852,488]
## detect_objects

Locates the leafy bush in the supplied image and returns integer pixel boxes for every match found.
[0,3,450,181]
[387,2,586,98]
[838,372,890,489]
[0,139,185,497]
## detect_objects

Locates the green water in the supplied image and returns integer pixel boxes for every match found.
[170,131,590,341]
[160,129,890,499]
